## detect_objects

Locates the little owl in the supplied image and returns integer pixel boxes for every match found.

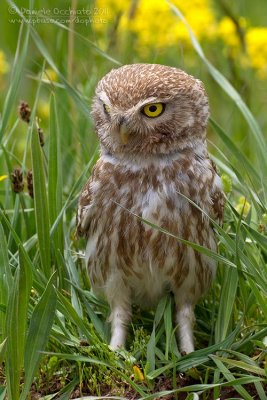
[77,63,224,354]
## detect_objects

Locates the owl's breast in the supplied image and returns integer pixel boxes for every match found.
[88,155,215,248]
[85,155,216,305]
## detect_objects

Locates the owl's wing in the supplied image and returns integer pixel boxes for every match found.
[76,176,93,238]
[76,160,101,238]
[209,159,225,225]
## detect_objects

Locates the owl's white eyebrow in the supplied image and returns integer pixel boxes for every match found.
[137,97,158,107]
[137,97,172,108]
[98,92,111,105]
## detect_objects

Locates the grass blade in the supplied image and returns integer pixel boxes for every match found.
[210,355,255,400]
[0,208,47,292]
[57,291,92,343]
[0,222,12,342]
[0,23,30,142]
[214,355,266,377]
[31,122,51,278]
[164,296,173,360]
[50,149,97,236]
[215,267,238,343]
[210,118,262,191]
[141,376,264,399]
[146,325,156,372]
[29,26,91,121]
[5,247,33,400]
[148,326,240,379]
[81,296,106,341]
[48,95,64,285]
[168,1,267,191]
[21,273,57,400]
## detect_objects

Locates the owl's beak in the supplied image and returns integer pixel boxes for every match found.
[119,121,130,145]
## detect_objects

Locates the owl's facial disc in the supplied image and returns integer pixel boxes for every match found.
[118,101,167,145]
[119,121,130,144]
[101,98,131,145]
[99,94,170,147]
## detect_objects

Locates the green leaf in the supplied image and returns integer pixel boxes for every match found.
[247,278,267,319]
[141,376,264,399]
[42,351,147,397]
[52,377,79,400]
[48,95,64,285]
[210,118,263,193]
[210,355,255,400]
[164,296,173,360]
[154,294,168,327]
[57,291,92,343]
[0,222,12,341]
[82,298,106,341]
[31,120,51,278]
[50,149,97,237]
[148,326,240,379]
[215,267,239,343]
[5,247,33,400]
[0,22,30,142]
[30,28,91,121]
[0,208,47,294]
[215,355,266,377]
[146,324,156,372]
[21,273,57,400]
[168,2,267,195]
[0,387,7,400]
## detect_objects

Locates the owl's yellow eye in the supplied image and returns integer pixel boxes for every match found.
[103,104,110,114]
[142,103,165,118]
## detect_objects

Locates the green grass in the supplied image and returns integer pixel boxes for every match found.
[0,0,267,399]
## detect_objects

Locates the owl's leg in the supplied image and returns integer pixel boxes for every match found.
[107,279,132,350]
[175,302,195,354]
[109,302,132,350]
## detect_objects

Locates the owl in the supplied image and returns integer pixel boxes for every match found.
[77,64,224,354]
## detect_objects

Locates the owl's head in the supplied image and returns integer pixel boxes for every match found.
[92,64,209,156]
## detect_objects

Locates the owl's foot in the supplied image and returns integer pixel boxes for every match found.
[109,324,127,350]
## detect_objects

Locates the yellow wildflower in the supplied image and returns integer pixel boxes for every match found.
[133,365,145,381]
[246,27,267,79]
[94,0,217,54]
[0,50,9,75]
[93,0,126,31]
[38,100,50,120]
[218,17,240,49]
[235,196,251,216]
[123,0,179,51]
[41,68,58,83]
[94,0,266,79]
[0,175,8,182]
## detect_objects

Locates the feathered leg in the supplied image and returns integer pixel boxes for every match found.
[175,302,195,354]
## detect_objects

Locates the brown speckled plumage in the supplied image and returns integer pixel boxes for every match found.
[77,63,224,352]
